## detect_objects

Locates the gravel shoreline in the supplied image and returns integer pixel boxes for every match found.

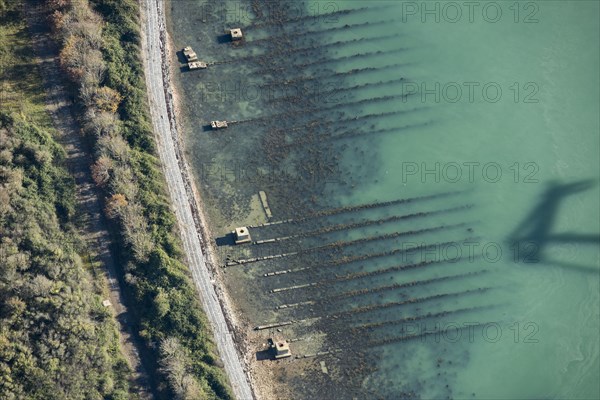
[139,1,256,398]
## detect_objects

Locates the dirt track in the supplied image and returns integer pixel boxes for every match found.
[24,4,153,398]
[139,1,255,399]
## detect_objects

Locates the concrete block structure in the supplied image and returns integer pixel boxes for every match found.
[211,120,228,129]
[234,227,251,244]
[268,338,291,359]
[229,28,243,41]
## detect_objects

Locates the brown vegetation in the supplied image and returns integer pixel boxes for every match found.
[42,0,234,398]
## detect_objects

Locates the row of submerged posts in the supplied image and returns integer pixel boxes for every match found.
[224,193,482,360]
[187,8,489,374]
[233,224,295,359]
[181,27,297,359]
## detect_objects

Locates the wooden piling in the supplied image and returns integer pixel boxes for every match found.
[272,271,487,307]
[240,6,375,29]
[272,283,318,293]
[234,223,462,265]
[219,34,392,66]
[263,238,477,276]
[333,288,491,319]
[276,300,315,309]
[249,18,397,44]
[261,48,408,72]
[254,321,295,330]
[366,323,486,348]
[224,251,298,267]
[223,93,417,127]
[259,190,273,219]
[254,205,472,244]
[259,62,410,88]
[268,77,408,105]
[352,305,496,332]
[251,191,463,228]
[295,349,342,359]
[265,288,491,330]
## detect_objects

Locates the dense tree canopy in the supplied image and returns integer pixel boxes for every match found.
[0,113,130,399]
[43,0,235,397]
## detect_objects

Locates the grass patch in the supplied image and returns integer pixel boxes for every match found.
[0,6,53,127]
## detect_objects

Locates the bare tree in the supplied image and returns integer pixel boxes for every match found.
[91,155,113,187]
[80,50,106,88]
[159,338,205,400]
[84,108,119,137]
[120,201,154,262]
[109,165,137,200]
[97,134,130,164]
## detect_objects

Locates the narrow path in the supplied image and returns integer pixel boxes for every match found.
[139,0,255,399]
[24,4,153,398]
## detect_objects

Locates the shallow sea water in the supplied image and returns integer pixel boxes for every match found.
[167,1,599,398]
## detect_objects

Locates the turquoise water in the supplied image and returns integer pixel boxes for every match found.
[167,1,599,398]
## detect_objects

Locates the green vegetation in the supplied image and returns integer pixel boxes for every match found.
[46,0,234,398]
[0,3,130,398]
[0,2,53,127]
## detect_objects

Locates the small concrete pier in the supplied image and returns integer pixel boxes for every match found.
[183,46,198,61]
[182,46,207,70]
[188,61,207,70]
[211,120,228,129]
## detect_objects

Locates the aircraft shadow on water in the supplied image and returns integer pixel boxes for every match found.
[508,179,600,274]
